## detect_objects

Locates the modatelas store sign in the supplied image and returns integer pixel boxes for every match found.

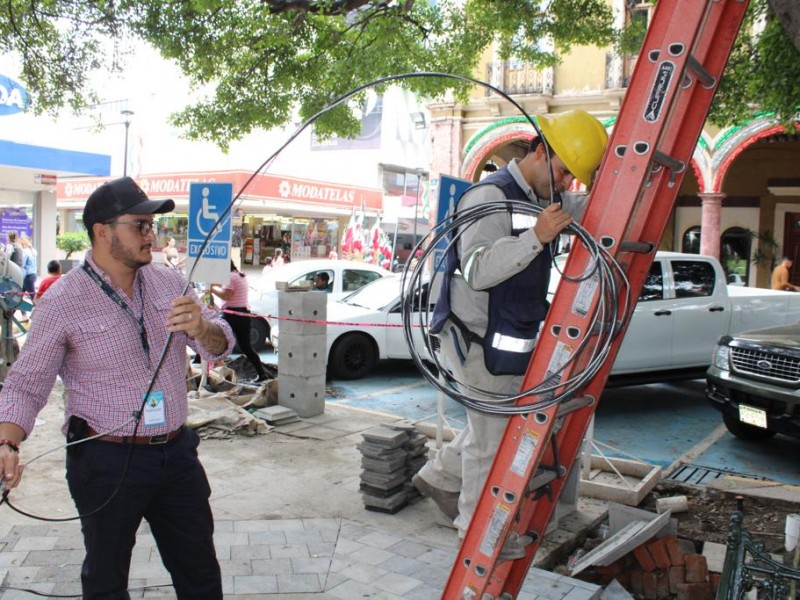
[0,74,29,116]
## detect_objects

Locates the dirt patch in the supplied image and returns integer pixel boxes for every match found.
[641,481,798,554]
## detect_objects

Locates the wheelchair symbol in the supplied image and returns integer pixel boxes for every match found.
[195,187,229,238]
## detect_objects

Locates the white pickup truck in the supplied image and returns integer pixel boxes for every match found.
[607,252,800,383]
[272,251,800,381]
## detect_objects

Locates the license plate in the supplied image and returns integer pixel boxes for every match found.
[739,404,768,429]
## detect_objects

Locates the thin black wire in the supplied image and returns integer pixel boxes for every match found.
[0,71,560,521]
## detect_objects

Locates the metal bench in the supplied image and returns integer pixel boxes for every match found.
[717,500,800,600]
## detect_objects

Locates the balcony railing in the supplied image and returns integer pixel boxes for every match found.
[485,54,635,98]
[485,61,552,96]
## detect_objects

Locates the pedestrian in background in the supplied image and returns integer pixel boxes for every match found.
[5,232,22,267]
[261,256,273,278]
[211,260,269,383]
[273,248,284,267]
[415,110,608,547]
[162,237,186,271]
[771,257,800,291]
[19,236,37,314]
[0,176,234,599]
[34,260,62,303]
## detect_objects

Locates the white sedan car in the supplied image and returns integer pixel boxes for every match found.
[273,251,767,381]
[271,274,434,379]
[249,259,390,350]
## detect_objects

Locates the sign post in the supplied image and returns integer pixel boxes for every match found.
[433,175,471,274]
[186,182,233,284]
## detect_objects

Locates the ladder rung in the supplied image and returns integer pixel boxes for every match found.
[555,394,595,417]
[527,469,558,493]
[653,150,685,173]
[619,241,656,254]
[687,55,716,88]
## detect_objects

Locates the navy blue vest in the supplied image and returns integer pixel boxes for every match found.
[430,167,551,376]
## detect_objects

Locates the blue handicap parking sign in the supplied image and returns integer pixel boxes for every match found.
[188,183,233,260]
[433,175,472,273]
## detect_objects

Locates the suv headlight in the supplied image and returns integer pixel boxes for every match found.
[712,345,730,370]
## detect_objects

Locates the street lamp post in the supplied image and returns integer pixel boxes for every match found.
[121,109,134,177]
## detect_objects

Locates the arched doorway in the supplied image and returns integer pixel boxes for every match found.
[682,226,701,254]
[720,226,751,285]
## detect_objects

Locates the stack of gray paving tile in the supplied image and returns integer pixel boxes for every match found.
[382,422,429,504]
[253,404,300,426]
[358,423,429,513]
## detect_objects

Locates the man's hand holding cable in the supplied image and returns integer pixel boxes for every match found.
[533,203,573,244]
[0,423,25,491]
[167,296,228,355]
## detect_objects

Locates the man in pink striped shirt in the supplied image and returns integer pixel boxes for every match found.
[0,177,234,599]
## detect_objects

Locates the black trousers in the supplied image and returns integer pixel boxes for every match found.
[223,307,266,378]
[66,427,222,599]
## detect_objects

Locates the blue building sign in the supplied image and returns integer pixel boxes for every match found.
[0,74,30,116]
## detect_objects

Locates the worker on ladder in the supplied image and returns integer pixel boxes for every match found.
[413,110,608,549]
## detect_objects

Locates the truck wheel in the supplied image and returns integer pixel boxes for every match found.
[328,333,377,380]
[722,413,776,442]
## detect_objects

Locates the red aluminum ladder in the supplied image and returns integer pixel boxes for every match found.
[442,1,750,598]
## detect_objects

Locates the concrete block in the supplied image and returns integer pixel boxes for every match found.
[278,373,325,417]
[278,292,326,335]
[701,541,726,573]
[278,334,327,377]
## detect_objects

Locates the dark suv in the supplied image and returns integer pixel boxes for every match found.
[706,323,800,441]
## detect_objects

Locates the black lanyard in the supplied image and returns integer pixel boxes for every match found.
[82,263,151,368]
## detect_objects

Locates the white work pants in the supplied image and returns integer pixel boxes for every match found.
[417,324,521,536]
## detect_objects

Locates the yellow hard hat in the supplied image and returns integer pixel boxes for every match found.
[536,110,608,185]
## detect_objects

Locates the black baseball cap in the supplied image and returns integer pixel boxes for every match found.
[83,177,175,232]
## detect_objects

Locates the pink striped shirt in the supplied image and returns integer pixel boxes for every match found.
[219,272,250,309]
[0,251,234,438]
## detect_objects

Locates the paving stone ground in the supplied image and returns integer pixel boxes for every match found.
[0,389,605,599]
[0,517,602,599]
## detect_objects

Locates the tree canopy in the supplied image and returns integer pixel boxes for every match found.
[1,0,797,149]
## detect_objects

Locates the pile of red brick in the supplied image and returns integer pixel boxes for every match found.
[583,535,722,600]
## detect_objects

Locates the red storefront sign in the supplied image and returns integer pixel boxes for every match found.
[58,170,383,211]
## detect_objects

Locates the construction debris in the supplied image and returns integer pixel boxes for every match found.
[580,454,663,507]
[253,405,301,426]
[188,392,270,438]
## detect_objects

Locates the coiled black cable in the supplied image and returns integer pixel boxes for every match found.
[399,199,631,415]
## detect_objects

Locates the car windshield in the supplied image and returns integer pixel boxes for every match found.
[341,276,405,311]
